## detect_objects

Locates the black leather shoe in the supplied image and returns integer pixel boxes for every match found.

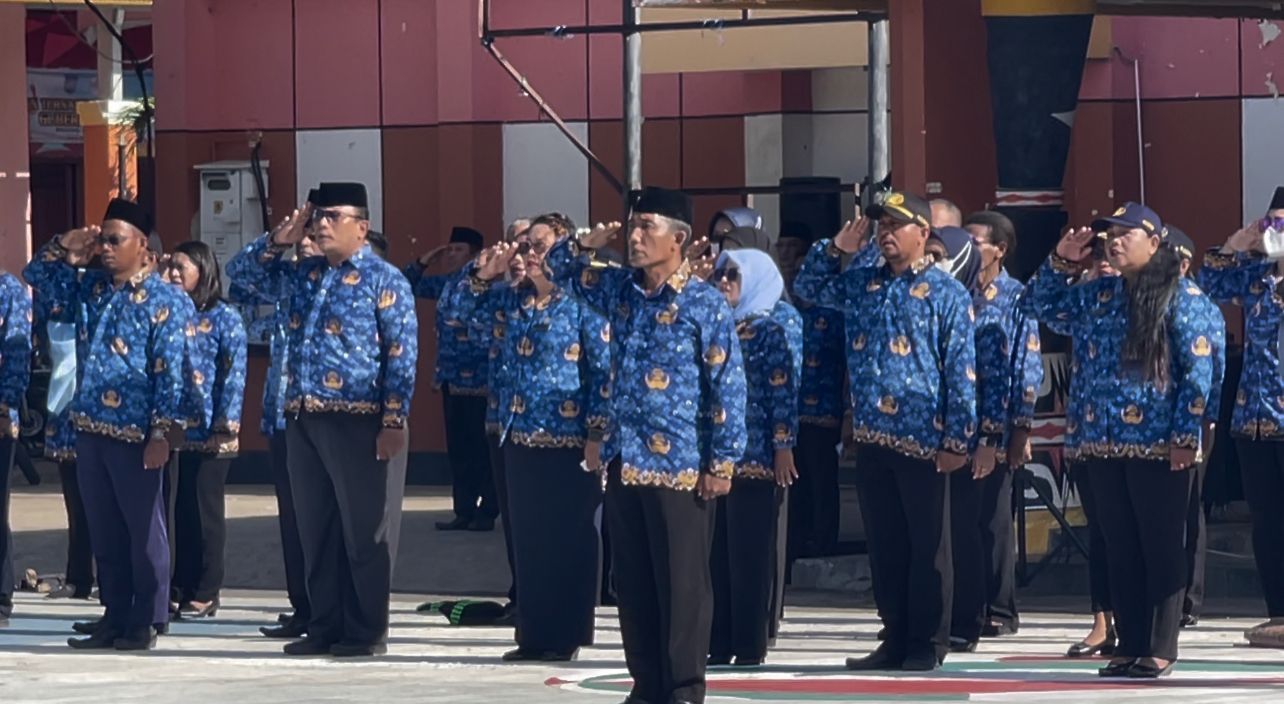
[501,647,577,662]
[72,618,104,635]
[1127,659,1174,678]
[277,612,294,624]
[284,638,335,656]
[114,627,158,651]
[330,641,388,658]
[435,516,471,531]
[1098,658,1137,678]
[707,654,732,666]
[1067,631,1116,658]
[733,656,764,667]
[846,645,903,671]
[876,626,889,641]
[1181,614,1198,628]
[949,637,978,653]
[180,599,219,618]
[68,628,121,650]
[466,517,496,532]
[260,620,308,639]
[901,650,941,671]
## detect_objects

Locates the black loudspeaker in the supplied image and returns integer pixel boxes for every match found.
[779,177,842,242]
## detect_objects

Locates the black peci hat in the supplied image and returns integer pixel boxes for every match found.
[315,182,368,209]
[102,198,152,235]
[450,226,484,250]
[631,186,694,227]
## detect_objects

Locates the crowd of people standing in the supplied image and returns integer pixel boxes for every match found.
[1,177,1283,704]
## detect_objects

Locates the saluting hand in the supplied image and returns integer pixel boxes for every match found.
[1055,227,1096,263]
[476,242,519,281]
[270,204,312,247]
[59,226,101,265]
[1224,222,1265,254]
[580,222,621,250]
[376,427,407,462]
[833,218,872,255]
[686,236,716,280]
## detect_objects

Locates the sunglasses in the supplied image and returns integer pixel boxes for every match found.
[98,233,136,248]
[1262,217,1284,232]
[711,268,741,283]
[311,208,366,224]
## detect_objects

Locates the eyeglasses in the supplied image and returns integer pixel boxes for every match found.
[98,233,133,248]
[711,268,740,283]
[312,208,366,224]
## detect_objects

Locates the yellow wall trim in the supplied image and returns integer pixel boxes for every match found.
[982,0,1097,16]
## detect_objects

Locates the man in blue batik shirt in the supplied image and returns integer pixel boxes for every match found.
[236,182,419,658]
[25,199,190,651]
[0,269,32,627]
[795,192,977,672]
[548,187,747,704]
[403,226,498,532]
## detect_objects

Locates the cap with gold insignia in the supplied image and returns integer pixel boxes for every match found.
[864,191,931,228]
[1164,225,1194,261]
[1092,201,1163,237]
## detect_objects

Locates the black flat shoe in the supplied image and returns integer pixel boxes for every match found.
[1127,659,1174,678]
[949,637,978,653]
[901,650,941,671]
[114,627,158,651]
[277,612,294,624]
[707,654,732,666]
[260,620,308,639]
[330,641,388,658]
[981,622,1017,638]
[1068,632,1116,658]
[846,645,903,671]
[72,618,104,635]
[1181,614,1198,628]
[435,517,471,531]
[283,638,335,656]
[875,626,889,641]
[732,656,764,667]
[1098,658,1136,678]
[180,600,219,618]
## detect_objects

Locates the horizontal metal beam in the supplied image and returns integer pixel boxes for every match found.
[485,12,880,40]
[681,183,858,197]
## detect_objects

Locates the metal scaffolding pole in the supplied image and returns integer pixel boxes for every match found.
[623,0,644,209]
[867,18,890,188]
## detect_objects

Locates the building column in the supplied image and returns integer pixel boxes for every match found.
[77,101,139,227]
[0,6,31,272]
[888,0,927,194]
[983,0,1096,278]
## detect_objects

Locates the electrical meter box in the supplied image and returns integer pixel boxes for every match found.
[195,160,273,344]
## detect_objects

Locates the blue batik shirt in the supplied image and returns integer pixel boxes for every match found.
[23,260,89,459]
[1025,255,1221,459]
[1198,250,1279,439]
[734,300,803,480]
[974,271,1045,462]
[548,240,748,491]
[180,301,248,453]
[403,265,490,397]
[0,273,32,438]
[226,239,290,436]
[453,268,612,448]
[23,241,191,443]
[229,235,420,428]
[794,240,978,460]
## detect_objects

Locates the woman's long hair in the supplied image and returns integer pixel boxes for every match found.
[175,240,224,312]
[1121,242,1182,388]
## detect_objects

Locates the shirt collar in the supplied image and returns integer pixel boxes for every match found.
[633,260,693,297]
[879,255,936,281]
[323,244,372,270]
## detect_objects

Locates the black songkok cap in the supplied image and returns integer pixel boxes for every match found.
[315,182,368,209]
[102,198,152,235]
[450,227,484,249]
[631,186,694,227]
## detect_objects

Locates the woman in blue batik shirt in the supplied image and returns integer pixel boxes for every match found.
[164,242,247,618]
[462,213,612,663]
[1027,203,1221,679]
[705,249,802,667]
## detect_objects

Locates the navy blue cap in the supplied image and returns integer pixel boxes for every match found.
[1092,202,1164,237]
[1164,225,1195,260]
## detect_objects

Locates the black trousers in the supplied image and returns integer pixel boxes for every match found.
[505,444,600,652]
[1071,462,1112,614]
[949,468,986,642]
[979,463,1018,630]
[1234,439,1284,617]
[1183,452,1209,619]
[172,452,230,603]
[856,443,952,660]
[769,486,789,641]
[442,387,496,521]
[711,479,781,660]
[269,431,309,621]
[607,464,715,704]
[487,432,517,605]
[287,413,407,645]
[788,424,841,559]
[57,460,95,593]
[0,438,13,619]
[1086,457,1189,661]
